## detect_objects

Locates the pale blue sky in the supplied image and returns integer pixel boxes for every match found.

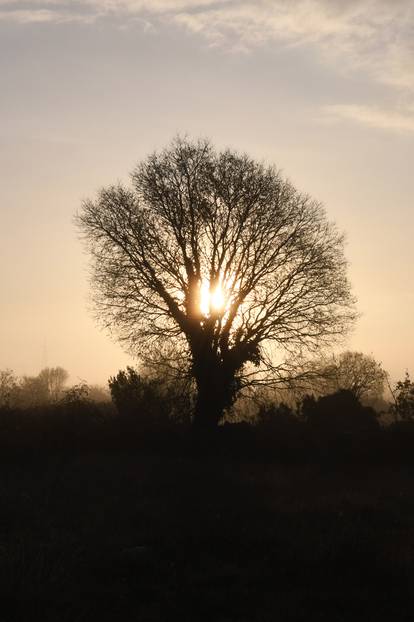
[1,0,413,384]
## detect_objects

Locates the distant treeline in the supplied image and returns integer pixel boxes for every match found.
[1,351,412,420]
[0,367,109,410]
[0,359,413,462]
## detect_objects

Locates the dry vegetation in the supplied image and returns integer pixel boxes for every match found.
[2,448,414,621]
[0,369,414,620]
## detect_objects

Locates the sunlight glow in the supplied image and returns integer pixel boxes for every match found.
[211,285,225,312]
[199,278,228,317]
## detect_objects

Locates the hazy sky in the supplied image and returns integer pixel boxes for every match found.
[1,0,413,384]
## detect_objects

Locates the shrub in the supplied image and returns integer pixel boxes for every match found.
[0,369,18,410]
[302,389,379,435]
[256,402,298,429]
[108,367,167,424]
[392,372,414,421]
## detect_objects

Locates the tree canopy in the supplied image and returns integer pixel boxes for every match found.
[312,351,386,401]
[78,137,356,427]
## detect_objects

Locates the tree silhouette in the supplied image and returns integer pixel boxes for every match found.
[392,372,414,420]
[38,367,69,402]
[313,351,386,401]
[0,369,18,409]
[78,137,356,429]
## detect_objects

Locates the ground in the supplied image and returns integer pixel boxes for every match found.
[1,450,414,621]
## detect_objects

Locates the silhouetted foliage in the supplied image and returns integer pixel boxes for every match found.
[2,385,414,466]
[39,366,69,402]
[16,373,50,408]
[61,381,91,408]
[87,383,111,402]
[2,367,70,409]
[303,389,379,435]
[108,367,168,426]
[0,369,18,410]
[392,372,414,420]
[257,401,296,427]
[77,136,356,429]
[314,351,386,401]
[253,401,305,457]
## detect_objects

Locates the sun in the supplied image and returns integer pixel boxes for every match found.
[200,278,227,317]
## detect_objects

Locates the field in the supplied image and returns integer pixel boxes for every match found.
[2,434,414,621]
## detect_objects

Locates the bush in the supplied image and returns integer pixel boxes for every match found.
[392,373,414,421]
[256,402,302,435]
[108,367,168,425]
[253,402,306,459]
[0,370,18,410]
[302,390,379,435]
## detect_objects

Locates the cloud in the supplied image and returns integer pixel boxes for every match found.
[175,1,414,92]
[324,104,414,133]
[0,0,225,20]
[2,0,414,131]
[2,1,413,87]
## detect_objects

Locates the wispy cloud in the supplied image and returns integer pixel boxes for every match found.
[2,1,414,132]
[0,0,224,22]
[2,1,413,86]
[174,1,414,92]
[324,104,414,133]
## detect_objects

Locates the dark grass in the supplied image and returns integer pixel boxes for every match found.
[2,410,414,620]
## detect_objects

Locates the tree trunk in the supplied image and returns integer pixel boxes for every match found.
[194,380,225,430]
[192,359,237,431]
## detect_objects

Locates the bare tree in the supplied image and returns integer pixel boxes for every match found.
[310,351,387,401]
[77,137,356,429]
[38,367,69,402]
[0,369,18,409]
[13,367,69,408]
